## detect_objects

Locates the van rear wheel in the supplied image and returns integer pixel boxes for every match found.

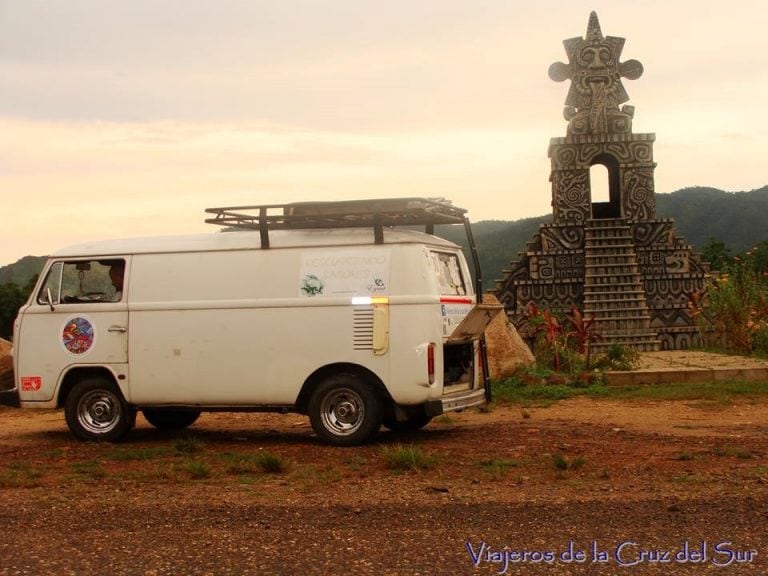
[65,378,133,442]
[382,411,432,433]
[142,408,201,430]
[308,374,382,446]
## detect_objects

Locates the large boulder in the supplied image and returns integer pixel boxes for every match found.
[0,338,13,391]
[483,294,534,379]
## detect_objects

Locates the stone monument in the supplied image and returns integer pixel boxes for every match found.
[495,12,708,351]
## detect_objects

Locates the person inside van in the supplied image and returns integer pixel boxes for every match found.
[108,261,125,301]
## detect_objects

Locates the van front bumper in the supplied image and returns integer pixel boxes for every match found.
[425,387,485,417]
[0,387,20,408]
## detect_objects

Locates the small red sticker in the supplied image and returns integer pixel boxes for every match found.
[21,376,42,392]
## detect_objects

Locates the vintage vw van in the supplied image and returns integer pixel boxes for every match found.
[7,198,498,445]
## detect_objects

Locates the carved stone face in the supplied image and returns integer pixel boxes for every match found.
[573,40,621,105]
[578,43,613,73]
[548,12,643,134]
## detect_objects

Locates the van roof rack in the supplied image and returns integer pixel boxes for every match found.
[205,197,467,246]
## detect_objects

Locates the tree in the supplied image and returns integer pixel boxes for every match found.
[0,282,26,340]
[701,238,730,272]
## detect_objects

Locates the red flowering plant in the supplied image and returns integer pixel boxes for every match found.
[565,306,602,369]
[524,303,603,375]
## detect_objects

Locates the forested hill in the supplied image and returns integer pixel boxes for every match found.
[437,185,768,284]
[654,186,768,251]
[0,255,46,286]
[1,186,767,288]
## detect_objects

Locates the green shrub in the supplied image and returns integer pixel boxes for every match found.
[174,435,203,454]
[222,451,290,475]
[702,248,768,355]
[477,458,520,477]
[253,452,289,474]
[184,460,211,479]
[593,344,640,371]
[751,326,768,357]
[552,454,586,472]
[380,444,438,472]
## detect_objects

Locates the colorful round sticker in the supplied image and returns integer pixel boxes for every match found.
[62,317,95,355]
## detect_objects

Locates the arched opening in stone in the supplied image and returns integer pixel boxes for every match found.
[590,164,610,203]
[590,154,621,219]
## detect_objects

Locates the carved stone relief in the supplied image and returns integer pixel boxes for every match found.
[495,12,710,351]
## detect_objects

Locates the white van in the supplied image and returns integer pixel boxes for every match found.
[6,198,499,445]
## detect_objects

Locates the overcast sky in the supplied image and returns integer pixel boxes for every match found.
[1,0,767,265]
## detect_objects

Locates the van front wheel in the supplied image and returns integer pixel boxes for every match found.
[308,374,382,446]
[65,378,133,442]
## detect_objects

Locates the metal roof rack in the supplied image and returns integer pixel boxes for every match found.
[205,197,467,247]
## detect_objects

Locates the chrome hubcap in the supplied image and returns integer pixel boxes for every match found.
[320,388,364,436]
[78,390,121,434]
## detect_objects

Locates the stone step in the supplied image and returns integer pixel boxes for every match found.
[585,225,631,233]
[586,219,630,228]
[585,253,637,260]
[585,232,632,241]
[592,315,652,325]
[584,278,644,285]
[584,270,641,277]
[584,280,645,289]
[585,259,638,267]
[585,245,636,251]
[585,242,632,249]
[590,310,651,319]
[592,340,660,353]
[581,217,660,352]
[584,267,641,276]
[584,294,648,303]
[585,303,650,313]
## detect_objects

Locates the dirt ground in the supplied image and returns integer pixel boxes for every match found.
[1,394,767,575]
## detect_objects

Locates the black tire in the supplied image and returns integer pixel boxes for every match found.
[382,411,433,433]
[142,408,201,430]
[308,373,383,446]
[64,378,133,442]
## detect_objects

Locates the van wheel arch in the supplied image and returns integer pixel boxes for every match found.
[296,363,391,415]
[57,367,127,409]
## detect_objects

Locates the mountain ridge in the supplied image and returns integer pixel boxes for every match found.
[1,186,767,287]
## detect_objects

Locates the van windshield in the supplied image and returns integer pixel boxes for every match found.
[39,259,125,304]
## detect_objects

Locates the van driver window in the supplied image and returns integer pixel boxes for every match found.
[38,259,126,304]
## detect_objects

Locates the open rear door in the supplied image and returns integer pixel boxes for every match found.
[445,304,503,344]
[445,304,503,402]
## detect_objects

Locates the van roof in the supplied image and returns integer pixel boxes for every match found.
[50,227,461,258]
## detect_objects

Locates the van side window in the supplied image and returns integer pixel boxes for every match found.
[38,259,126,304]
[430,252,466,296]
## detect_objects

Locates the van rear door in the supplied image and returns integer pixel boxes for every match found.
[444,305,503,344]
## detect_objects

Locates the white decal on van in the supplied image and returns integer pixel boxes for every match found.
[440,301,472,336]
[299,249,391,297]
[62,317,95,355]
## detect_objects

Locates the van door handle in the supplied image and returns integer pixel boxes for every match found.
[108,325,127,333]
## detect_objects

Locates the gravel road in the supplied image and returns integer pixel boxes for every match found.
[1,399,766,575]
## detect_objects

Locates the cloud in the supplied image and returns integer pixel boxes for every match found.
[1,0,767,265]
